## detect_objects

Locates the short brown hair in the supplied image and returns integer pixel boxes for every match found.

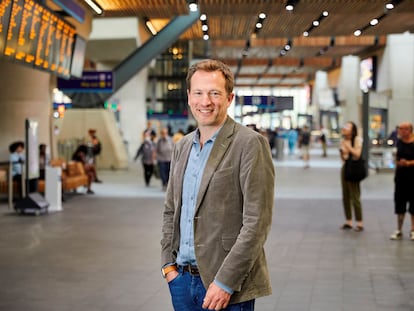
[186,59,234,95]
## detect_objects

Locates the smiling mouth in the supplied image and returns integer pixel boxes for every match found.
[199,109,213,113]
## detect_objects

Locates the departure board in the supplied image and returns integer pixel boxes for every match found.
[0,0,13,55]
[1,0,77,79]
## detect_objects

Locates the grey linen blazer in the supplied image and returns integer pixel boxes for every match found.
[161,116,275,304]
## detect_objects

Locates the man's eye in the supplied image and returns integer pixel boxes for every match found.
[209,91,220,97]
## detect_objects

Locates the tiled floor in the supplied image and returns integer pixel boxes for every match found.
[1,147,413,311]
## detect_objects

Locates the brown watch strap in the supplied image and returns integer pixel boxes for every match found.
[162,265,177,277]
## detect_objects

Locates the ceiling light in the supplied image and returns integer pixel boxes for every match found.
[285,0,299,11]
[200,14,207,21]
[188,1,198,12]
[84,0,103,15]
[202,24,208,31]
[145,18,157,35]
[203,34,209,40]
[370,18,379,26]
[313,20,319,26]
[259,13,266,19]
[354,29,362,36]
[323,11,329,17]
[256,22,263,29]
[385,3,394,9]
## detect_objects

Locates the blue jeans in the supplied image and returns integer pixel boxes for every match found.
[168,268,255,311]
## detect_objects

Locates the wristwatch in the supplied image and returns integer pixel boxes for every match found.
[161,265,177,278]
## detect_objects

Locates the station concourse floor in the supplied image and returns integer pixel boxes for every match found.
[1,146,414,311]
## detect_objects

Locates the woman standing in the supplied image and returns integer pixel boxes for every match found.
[339,121,364,232]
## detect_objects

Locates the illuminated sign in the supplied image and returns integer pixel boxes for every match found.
[1,0,76,78]
[57,71,114,92]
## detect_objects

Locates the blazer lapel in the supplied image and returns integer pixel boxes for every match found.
[174,133,195,210]
[195,118,235,212]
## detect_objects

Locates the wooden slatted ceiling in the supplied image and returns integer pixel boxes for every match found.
[92,0,414,87]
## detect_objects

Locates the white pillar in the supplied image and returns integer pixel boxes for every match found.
[337,55,361,126]
[311,71,335,127]
[386,33,414,128]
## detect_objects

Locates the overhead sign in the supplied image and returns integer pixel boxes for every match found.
[237,96,294,112]
[57,71,114,92]
[52,0,85,23]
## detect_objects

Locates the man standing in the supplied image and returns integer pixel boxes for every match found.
[390,122,414,240]
[161,59,275,310]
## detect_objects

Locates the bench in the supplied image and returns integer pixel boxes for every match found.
[0,162,21,194]
[38,159,89,193]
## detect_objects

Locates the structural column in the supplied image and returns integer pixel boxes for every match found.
[385,33,414,128]
[337,55,361,127]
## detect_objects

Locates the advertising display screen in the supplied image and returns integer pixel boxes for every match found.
[1,0,76,78]
[360,56,377,92]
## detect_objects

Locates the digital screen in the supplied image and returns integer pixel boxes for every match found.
[360,57,376,92]
[1,0,76,79]
[0,0,13,55]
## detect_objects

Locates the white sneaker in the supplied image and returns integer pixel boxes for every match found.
[390,230,402,240]
[410,231,414,241]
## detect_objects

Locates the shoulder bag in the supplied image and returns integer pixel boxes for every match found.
[344,156,367,182]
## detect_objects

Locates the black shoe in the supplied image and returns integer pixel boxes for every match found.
[340,224,352,230]
[87,189,95,194]
[94,179,103,183]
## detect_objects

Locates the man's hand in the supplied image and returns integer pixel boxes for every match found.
[202,282,231,310]
[165,270,179,283]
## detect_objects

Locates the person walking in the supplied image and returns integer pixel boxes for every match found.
[339,121,364,232]
[299,125,311,168]
[160,59,275,311]
[134,130,156,187]
[156,127,173,190]
[390,122,414,240]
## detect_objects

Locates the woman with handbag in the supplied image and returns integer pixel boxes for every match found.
[339,121,364,232]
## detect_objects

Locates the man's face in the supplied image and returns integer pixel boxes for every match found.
[187,70,234,128]
[398,123,412,139]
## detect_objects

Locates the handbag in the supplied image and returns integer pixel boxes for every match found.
[344,157,367,182]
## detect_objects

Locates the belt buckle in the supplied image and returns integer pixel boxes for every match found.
[188,265,199,275]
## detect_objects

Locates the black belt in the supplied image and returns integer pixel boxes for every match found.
[181,265,200,275]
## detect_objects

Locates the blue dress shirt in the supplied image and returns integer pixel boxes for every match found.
[176,129,216,266]
[176,128,233,294]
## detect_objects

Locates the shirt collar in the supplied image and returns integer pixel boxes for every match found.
[192,127,222,145]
